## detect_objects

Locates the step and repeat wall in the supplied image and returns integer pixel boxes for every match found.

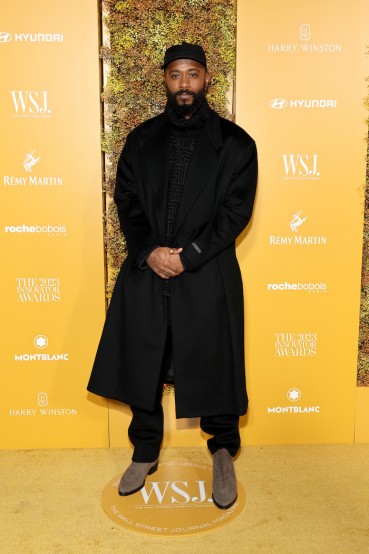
[236,0,368,445]
[0,0,368,449]
[0,0,108,448]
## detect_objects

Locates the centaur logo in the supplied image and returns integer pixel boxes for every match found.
[11,91,51,117]
[282,154,320,179]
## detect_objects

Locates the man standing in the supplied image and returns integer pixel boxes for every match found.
[88,42,257,510]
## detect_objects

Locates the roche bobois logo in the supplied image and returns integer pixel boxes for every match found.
[11,91,52,117]
[267,282,327,293]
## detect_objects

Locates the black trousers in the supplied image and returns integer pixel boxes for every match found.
[128,304,241,462]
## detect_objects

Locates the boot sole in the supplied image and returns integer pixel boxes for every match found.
[212,493,238,510]
[118,462,159,497]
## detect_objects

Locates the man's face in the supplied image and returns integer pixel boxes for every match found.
[164,59,210,117]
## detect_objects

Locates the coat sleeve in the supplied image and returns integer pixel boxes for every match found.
[114,133,161,264]
[180,140,258,271]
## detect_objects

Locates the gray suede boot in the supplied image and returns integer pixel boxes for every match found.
[118,460,159,496]
[212,448,237,509]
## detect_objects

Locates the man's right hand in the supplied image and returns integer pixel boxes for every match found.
[147,247,184,279]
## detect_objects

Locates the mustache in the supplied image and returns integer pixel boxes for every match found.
[175,90,196,97]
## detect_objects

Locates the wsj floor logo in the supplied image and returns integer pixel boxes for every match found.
[282,155,320,180]
[14,335,69,362]
[268,389,321,414]
[11,91,51,118]
[102,462,245,536]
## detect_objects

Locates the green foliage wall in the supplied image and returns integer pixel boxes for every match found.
[357,59,369,386]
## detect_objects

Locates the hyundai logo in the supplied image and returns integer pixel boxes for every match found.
[0,32,12,43]
[269,99,288,109]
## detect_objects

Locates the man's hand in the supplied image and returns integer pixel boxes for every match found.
[147,247,184,279]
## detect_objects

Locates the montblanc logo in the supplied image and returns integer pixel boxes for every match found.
[268,388,321,414]
[282,155,320,180]
[34,335,48,349]
[287,388,301,402]
[3,151,63,187]
[14,335,69,362]
[269,211,327,246]
[268,24,342,53]
[0,32,64,43]
[9,392,77,417]
[269,99,337,109]
[11,91,52,118]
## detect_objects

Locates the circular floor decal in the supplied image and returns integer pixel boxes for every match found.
[102,461,246,536]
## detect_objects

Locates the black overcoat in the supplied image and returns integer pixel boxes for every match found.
[88,108,258,418]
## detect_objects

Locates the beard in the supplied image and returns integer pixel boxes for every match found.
[165,85,207,117]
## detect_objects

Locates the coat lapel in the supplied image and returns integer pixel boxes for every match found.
[138,117,170,241]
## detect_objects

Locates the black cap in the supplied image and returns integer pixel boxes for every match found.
[162,42,207,70]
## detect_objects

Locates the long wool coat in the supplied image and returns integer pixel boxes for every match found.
[87,108,258,418]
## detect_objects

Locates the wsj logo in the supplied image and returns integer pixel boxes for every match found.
[282,154,320,180]
[11,91,51,118]
[140,480,211,505]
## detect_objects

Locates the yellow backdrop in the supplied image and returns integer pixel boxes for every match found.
[0,0,108,448]
[1,0,368,449]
